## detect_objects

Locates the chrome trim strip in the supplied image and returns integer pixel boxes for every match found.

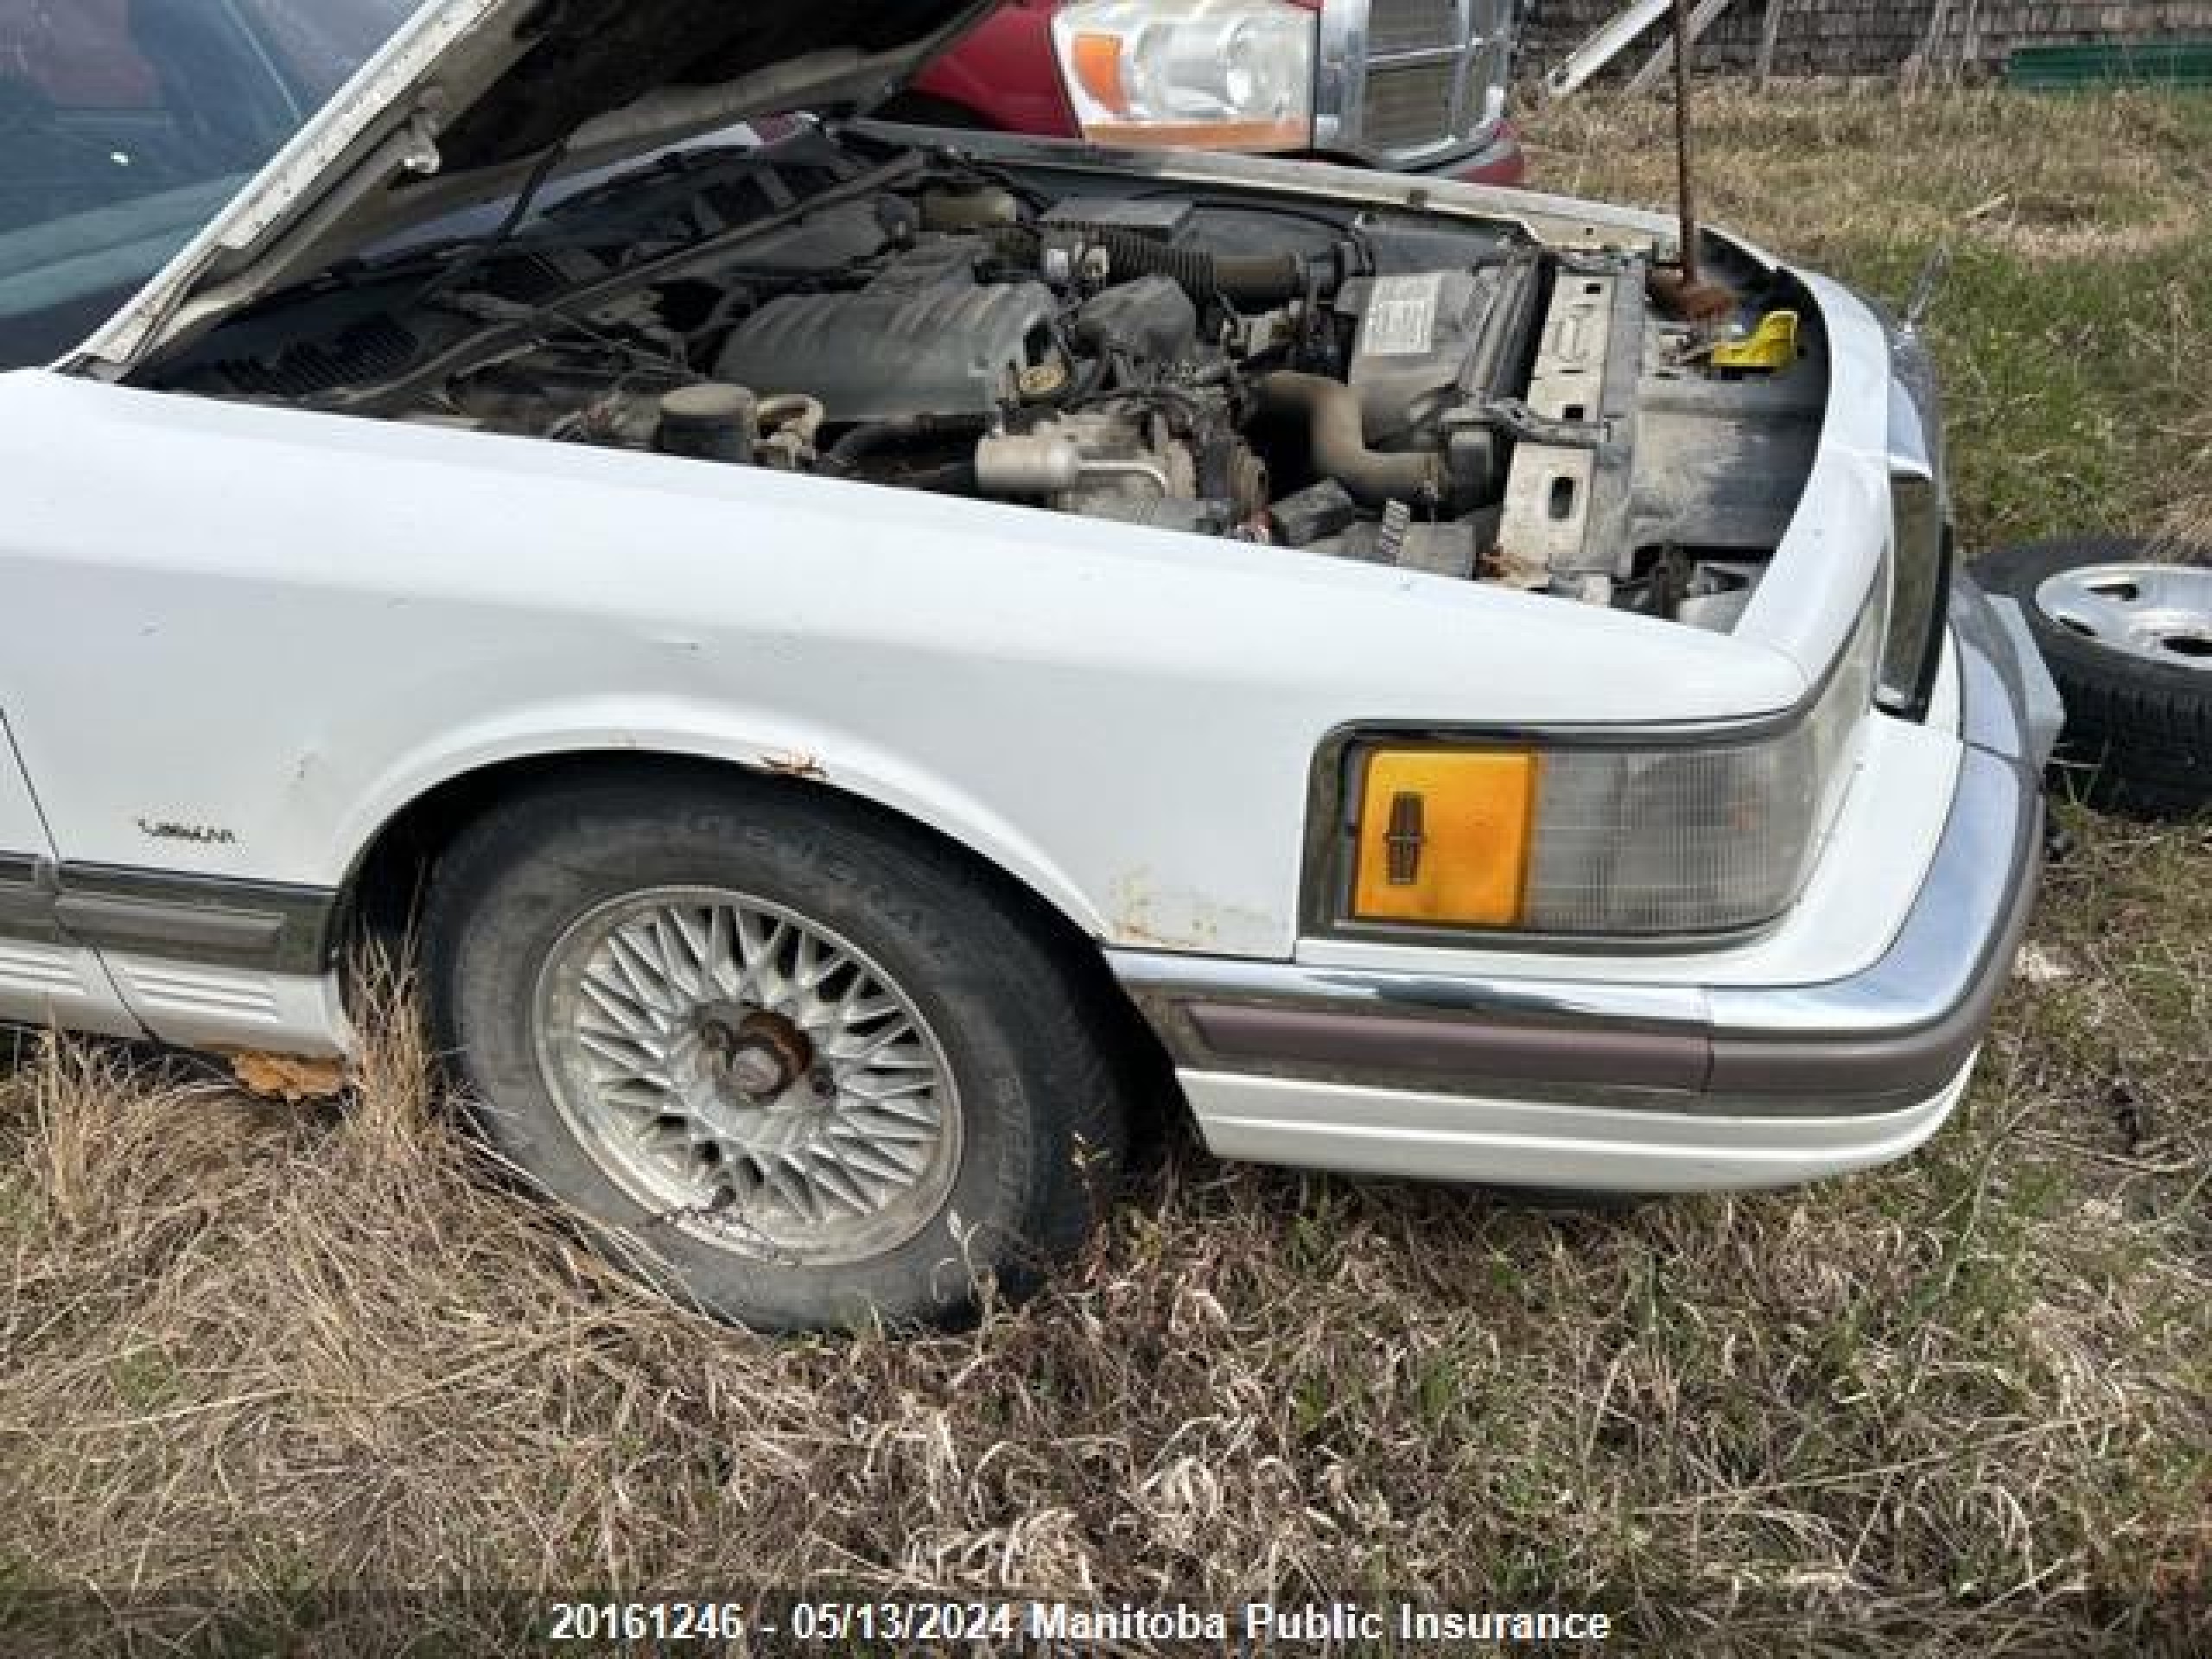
[1313,0,1370,154]
[1113,582,2044,1120]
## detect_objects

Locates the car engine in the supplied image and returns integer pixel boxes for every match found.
[151,142,1825,624]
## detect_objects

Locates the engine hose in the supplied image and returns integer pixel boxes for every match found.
[1090,226,1306,305]
[818,410,993,474]
[1254,372,1448,508]
[903,458,980,494]
[992,225,1311,306]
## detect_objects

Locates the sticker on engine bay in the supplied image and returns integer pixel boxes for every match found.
[1361,273,1444,357]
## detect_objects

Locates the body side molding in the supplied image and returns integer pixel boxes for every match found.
[0,858,339,975]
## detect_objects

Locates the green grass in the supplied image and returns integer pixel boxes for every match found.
[1,87,2207,1659]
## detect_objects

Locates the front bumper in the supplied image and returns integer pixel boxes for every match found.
[1109,575,2058,1192]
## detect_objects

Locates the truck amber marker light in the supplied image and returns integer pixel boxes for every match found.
[1066,31,1129,111]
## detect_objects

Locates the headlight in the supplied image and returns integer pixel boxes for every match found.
[1339,594,1885,938]
[1051,0,1317,150]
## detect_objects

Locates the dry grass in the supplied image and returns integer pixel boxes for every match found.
[5,91,2211,1656]
[1531,84,2212,265]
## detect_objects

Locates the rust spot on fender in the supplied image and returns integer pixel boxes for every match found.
[761,749,828,781]
[1109,870,1279,953]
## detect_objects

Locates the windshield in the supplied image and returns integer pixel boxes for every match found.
[0,0,423,366]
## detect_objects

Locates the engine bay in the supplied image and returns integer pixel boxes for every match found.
[146,134,1827,627]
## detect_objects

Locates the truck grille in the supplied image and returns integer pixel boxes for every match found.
[1366,0,1463,54]
[1341,0,1512,165]
[1362,61,1460,154]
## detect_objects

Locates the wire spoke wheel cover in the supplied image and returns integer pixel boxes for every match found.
[533,887,963,1265]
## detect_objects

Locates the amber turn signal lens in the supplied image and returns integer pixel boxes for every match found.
[1351,749,1538,927]
[1068,33,1130,115]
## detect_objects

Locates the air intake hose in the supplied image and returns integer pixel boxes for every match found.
[1253,372,1449,507]
[1088,226,1306,305]
[994,225,1310,305]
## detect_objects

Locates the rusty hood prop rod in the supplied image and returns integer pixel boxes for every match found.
[1648,0,1735,321]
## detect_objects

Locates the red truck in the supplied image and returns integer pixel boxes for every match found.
[880,0,1528,184]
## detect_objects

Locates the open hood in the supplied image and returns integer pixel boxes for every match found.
[76,0,995,372]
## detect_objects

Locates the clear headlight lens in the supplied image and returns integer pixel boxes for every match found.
[1051,0,1317,150]
[1346,594,1885,938]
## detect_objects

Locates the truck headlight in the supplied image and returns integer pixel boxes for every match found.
[1342,594,1885,938]
[1051,0,1317,150]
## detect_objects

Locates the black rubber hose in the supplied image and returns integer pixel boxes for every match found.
[1213,251,1311,306]
[992,225,1312,306]
[1090,226,1306,305]
[1254,372,1447,507]
[818,410,992,474]
[903,458,979,493]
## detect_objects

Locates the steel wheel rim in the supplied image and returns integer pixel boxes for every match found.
[2035,563,2212,671]
[533,887,962,1265]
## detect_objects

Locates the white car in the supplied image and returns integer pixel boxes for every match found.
[0,0,2059,1329]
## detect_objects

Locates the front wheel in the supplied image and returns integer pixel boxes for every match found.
[421,772,1127,1330]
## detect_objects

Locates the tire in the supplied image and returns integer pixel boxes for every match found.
[421,770,1127,1331]
[1971,536,2212,817]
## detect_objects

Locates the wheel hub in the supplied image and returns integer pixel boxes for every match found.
[698,1006,815,1102]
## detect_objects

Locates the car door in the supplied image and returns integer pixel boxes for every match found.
[0,715,138,1036]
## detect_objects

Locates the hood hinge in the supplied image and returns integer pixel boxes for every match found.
[399,99,449,178]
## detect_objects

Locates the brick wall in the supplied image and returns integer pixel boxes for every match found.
[1521,1,2212,84]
